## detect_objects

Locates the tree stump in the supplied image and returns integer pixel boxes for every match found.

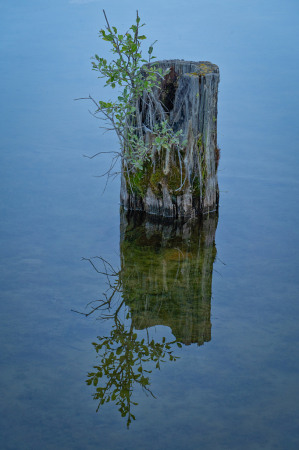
[120,60,220,218]
[120,208,218,345]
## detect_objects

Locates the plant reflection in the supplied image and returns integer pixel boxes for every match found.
[75,255,181,428]
[86,311,180,427]
[75,208,218,428]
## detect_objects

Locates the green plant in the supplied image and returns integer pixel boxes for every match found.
[77,10,186,182]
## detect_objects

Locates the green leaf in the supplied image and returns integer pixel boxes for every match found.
[116,346,123,355]
[93,378,98,386]
[132,333,137,340]
[138,35,146,40]
[177,342,182,348]
[120,389,129,398]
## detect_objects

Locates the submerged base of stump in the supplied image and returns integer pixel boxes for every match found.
[120,59,220,219]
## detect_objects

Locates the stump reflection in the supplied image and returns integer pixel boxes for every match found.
[81,208,218,427]
[120,208,218,346]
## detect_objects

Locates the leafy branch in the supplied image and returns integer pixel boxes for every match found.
[76,10,187,185]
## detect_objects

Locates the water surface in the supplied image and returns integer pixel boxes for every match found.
[1,1,299,449]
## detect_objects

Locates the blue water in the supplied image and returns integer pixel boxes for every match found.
[1,0,299,449]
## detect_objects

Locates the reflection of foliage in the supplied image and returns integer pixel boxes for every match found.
[73,256,181,429]
[87,315,180,428]
[73,210,219,428]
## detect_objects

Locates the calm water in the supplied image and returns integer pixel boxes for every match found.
[1,0,299,449]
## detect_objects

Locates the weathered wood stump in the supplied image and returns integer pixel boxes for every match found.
[120,59,220,218]
[120,208,218,345]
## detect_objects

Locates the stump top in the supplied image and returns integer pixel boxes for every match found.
[152,59,219,76]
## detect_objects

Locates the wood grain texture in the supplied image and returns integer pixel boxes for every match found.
[121,60,220,218]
